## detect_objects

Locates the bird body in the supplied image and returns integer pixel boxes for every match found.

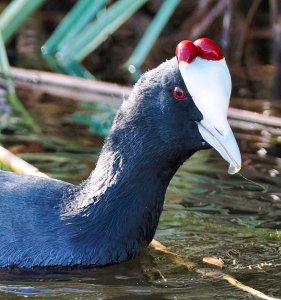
[0,39,241,268]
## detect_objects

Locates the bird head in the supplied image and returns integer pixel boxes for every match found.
[175,38,241,174]
[113,38,241,174]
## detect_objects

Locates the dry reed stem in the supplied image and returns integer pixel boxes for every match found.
[1,67,281,128]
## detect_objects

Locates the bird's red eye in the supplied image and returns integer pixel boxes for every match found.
[173,87,185,100]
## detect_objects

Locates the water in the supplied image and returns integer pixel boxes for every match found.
[0,66,281,299]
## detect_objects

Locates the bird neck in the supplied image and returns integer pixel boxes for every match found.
[62,124,194,264]
[81,127,192,239]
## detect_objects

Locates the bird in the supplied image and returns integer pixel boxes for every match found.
[0,38,241,268]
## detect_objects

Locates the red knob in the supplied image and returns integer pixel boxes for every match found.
[175,40,198,63]
[194,38,224,61]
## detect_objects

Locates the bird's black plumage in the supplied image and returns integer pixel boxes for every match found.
[0,57,209,268]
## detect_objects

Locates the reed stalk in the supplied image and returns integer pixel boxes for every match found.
[0,0,45,43]
[0,32,40,133]
[124,0,180,78]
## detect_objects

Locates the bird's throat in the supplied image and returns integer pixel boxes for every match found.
[68,132,189,244]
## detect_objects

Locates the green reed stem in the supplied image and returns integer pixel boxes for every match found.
[0,31,41,133]
[61,0,148,63]
[0,0,45,43]
[125,0,180,78]
[42,0,108,72]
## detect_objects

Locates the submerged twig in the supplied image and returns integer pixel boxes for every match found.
[150,240,280,300]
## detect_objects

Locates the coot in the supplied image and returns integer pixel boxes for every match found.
[0,38,241,268]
